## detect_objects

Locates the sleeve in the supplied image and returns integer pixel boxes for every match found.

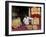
[23,18,25,22]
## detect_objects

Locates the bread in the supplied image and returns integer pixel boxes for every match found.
[12,18,22,28]
[31,7,40,15]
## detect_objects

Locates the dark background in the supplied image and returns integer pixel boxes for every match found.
[12,6,29,22]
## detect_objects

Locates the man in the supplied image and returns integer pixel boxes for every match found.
[23,15,33,25]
